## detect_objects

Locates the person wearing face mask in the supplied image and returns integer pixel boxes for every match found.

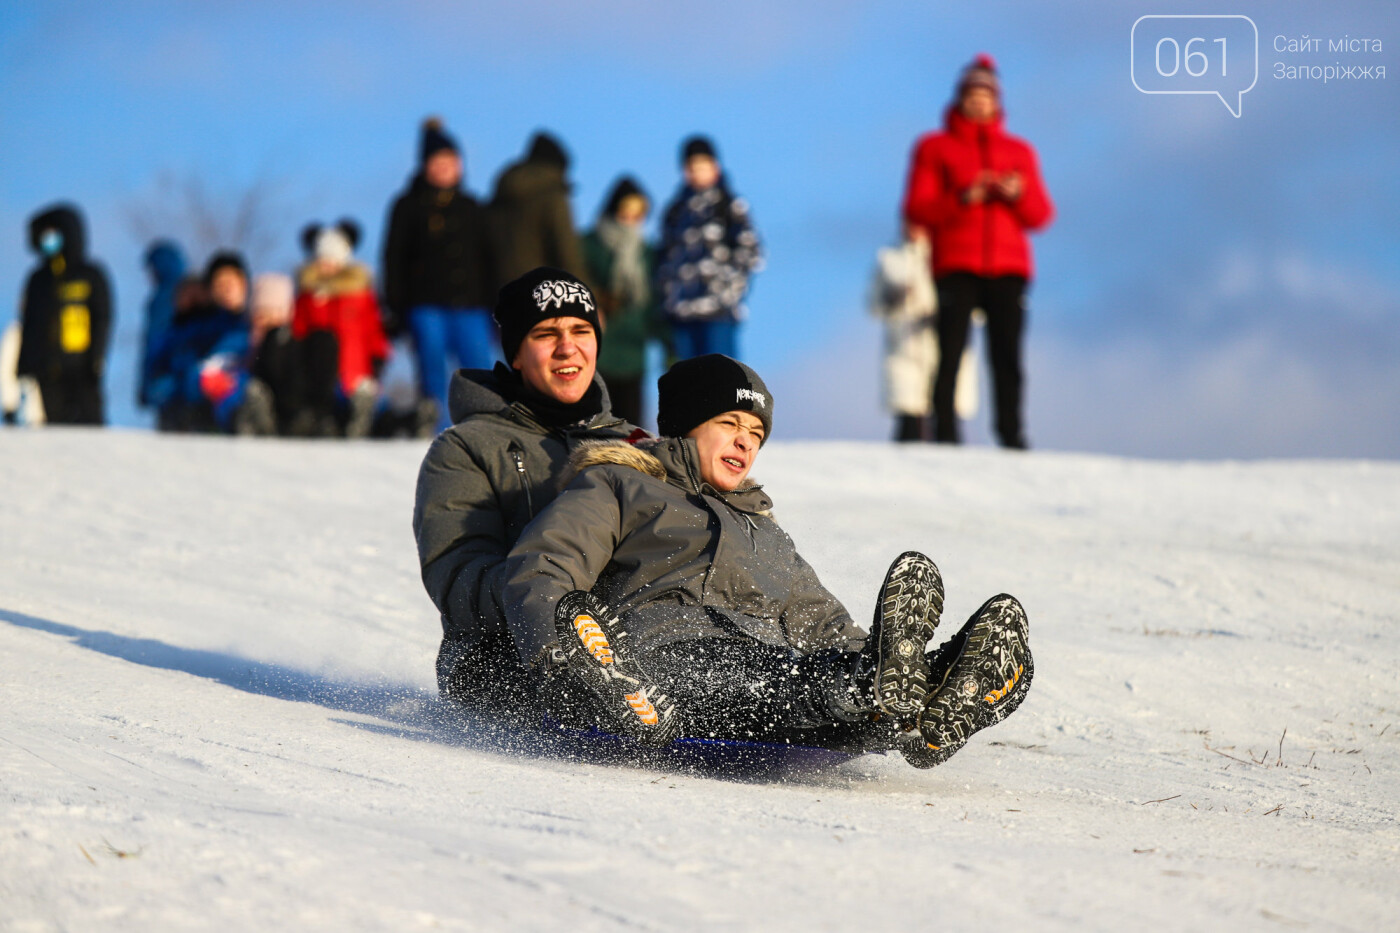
[580,176,663,427]
[501,354,1035,768]
[16,203,113,425]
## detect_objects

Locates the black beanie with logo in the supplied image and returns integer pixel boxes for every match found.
[495,267,602,363]
[657,354,773,443]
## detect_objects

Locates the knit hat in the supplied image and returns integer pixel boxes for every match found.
[202,250,248,289]
[680,134,718,164]
[527,131,569,169]
[419,116,459,165]
[601,175,649,219]
[300,218,361,259]
[956,53,1001,101]
[657,354,773,443]
[495,266,602,363]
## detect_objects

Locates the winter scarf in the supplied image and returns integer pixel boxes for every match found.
[592,217,650,311]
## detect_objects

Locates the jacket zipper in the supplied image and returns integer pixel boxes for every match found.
[508,443,535,518]
[979,125,994,274]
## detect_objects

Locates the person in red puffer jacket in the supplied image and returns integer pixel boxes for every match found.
[293,219,391,437]
[903,53,1053,449]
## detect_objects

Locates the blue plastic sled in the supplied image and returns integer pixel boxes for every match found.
[549,722,865,779]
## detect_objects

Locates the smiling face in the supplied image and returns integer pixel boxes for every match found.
[687,410,766,492]
[510,316,598,404]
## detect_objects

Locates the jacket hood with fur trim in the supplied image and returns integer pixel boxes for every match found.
[560,437,771,515]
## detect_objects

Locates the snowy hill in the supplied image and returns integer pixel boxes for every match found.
[3,429,1397,932]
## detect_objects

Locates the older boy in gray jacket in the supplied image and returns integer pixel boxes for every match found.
[413,267,644,725]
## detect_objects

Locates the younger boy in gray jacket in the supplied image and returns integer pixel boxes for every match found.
[503,355,1034,767]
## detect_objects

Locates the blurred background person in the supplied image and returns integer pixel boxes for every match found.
[868,226,980,442]
[138,240,186,415]
[655,135,763,361]
[247,271,301,436]
[294,219,390,438]
[490,130,590,286]
[903,53,1053,450]
[382,117,496,434]
[148,251,272,435]
[17,203,113,425]
[581,176,663,427]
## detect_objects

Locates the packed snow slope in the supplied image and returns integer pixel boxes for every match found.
[2,429,1397,932]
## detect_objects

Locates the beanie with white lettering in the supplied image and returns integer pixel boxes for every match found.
[495,266,602,363]
[657,354,773,443]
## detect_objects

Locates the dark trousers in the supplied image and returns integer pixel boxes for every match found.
[933,273,1028,447]
[642,639,893,752]
[38,375,104,425]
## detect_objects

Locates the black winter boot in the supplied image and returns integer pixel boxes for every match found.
[867,551,945,725]
[902,594,1033,769]
[553,591,680,745]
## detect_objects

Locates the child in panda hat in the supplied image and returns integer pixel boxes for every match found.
[292,218,391,437]
[500,353,1034,768]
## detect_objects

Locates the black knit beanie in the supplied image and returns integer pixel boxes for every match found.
[495,267,602,363]
[527,131,569,169]
[680,134,718,164]
[419,117,459,165]
[601,175,648,219]
[657,354,773,443]
[202,250,248,289]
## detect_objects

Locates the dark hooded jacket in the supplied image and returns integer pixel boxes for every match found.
[412,365,643,672]
[489,136,590,286]
[18,205,113,420]
[139,241,187,407]
[501,437,863,667]
[381,173,496,320]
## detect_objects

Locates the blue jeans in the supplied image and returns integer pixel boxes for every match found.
[409,306,497,429]
[670,318,739,361]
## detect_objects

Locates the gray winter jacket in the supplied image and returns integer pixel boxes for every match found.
[501,438,865,666]
[412,367,640,650]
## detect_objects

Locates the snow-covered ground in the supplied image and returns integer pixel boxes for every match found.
[2,429,1397,932]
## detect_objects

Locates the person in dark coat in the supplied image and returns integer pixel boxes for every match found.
[903,54,1054,449]
[412,267,644,728]
[655,136,763,361]
[139,240,186,411]
[489,131,591,286]
[580,176,663,427]
[382,118,497,433]
[17,204,113,425]
[502,355,1035,767]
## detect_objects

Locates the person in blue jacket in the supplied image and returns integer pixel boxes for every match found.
[138,240,187,411]
[148,252,272,434]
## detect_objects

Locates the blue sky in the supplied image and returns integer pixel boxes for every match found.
[2,0,1396,458]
